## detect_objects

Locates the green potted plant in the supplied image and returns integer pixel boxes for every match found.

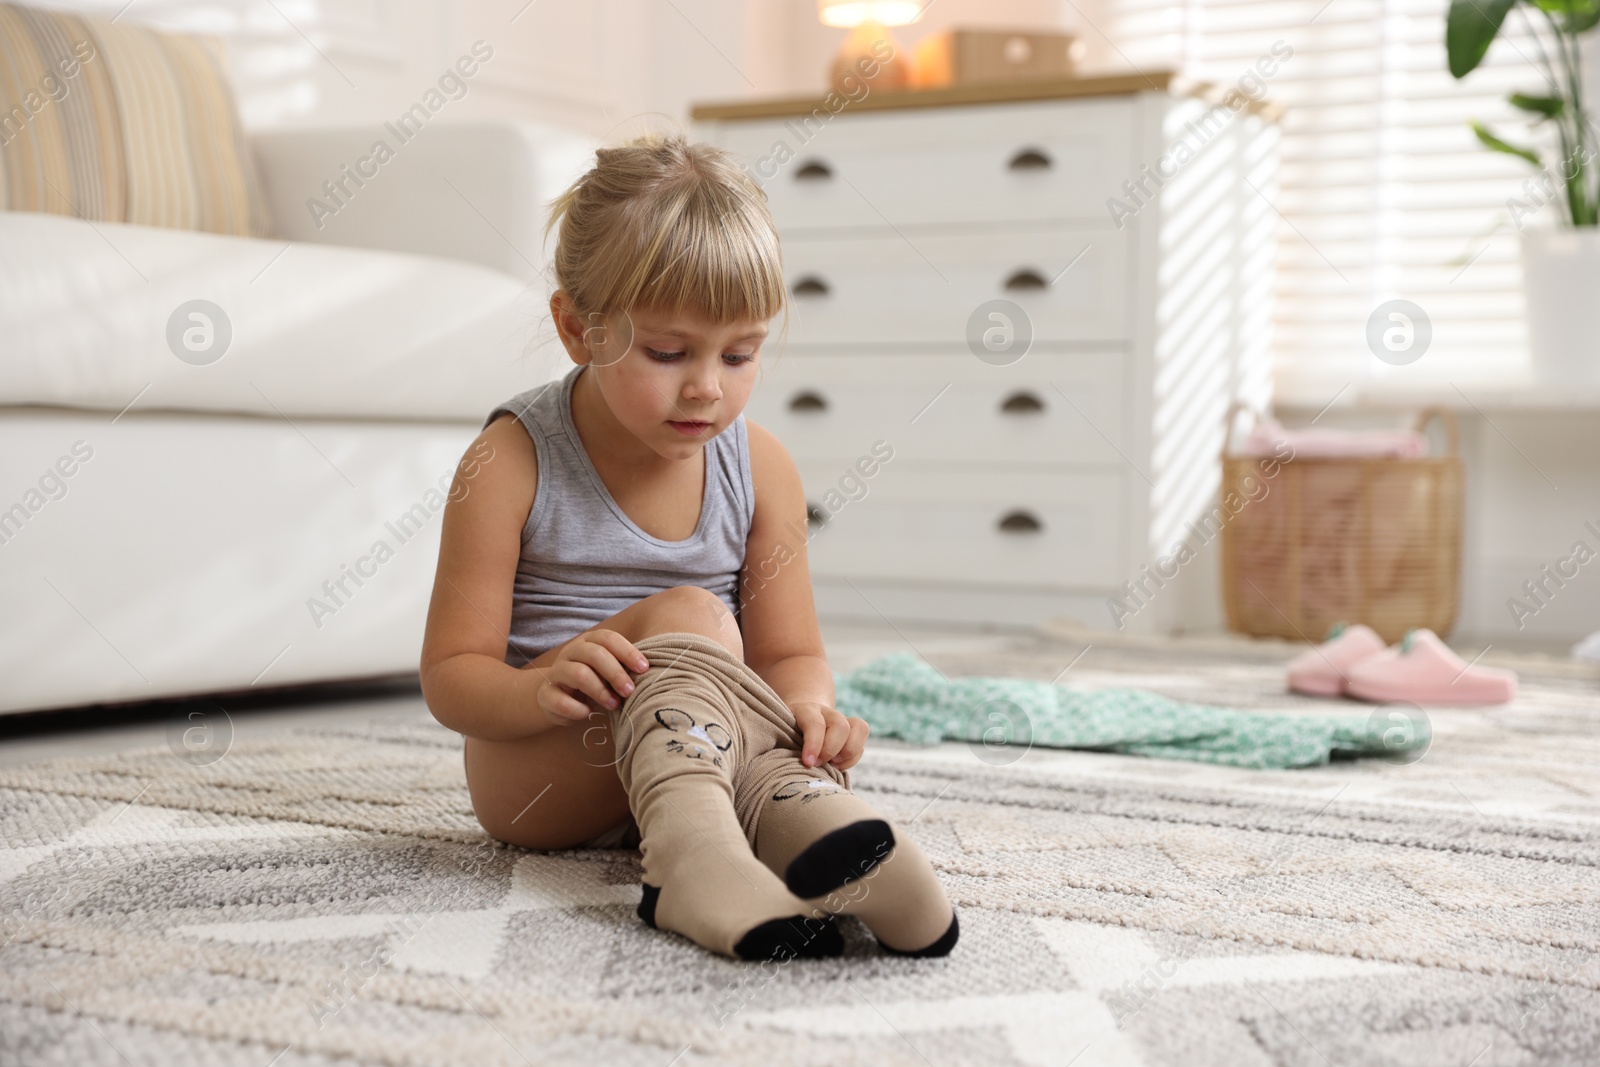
[1448,0,1600,383]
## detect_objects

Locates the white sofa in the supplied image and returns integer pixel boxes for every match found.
[0,122,596,716]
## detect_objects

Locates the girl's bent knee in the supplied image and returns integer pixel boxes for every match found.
[639,586,742,658]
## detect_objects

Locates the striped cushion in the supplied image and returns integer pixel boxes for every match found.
[0,2,269,236]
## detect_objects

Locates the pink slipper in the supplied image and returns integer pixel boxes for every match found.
[1345,628,1517,706]
[1287,622,1388,696]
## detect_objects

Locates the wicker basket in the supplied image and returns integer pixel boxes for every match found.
[1219,406,1463,644]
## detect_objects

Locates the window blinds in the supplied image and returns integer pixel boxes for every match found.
[1102,0,1561,395]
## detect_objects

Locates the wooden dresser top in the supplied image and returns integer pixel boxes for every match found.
[691,72,1173,121]
[692,70,1283,122]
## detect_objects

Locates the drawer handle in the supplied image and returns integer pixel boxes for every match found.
[1000,390,1045,414]
[796,160,833,181]
[806,502,829,527]
[792,275,830,297]
[788,390,828,413]
[1007,147,1053,171]
[997,509,1044,534]
[1003,268,1049,291]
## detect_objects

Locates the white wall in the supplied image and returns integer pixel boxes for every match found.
[1456,412,1600,651]
[47,0,751,131]
[49,0,1097,134]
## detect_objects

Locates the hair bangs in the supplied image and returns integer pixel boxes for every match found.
[611,183,786,326]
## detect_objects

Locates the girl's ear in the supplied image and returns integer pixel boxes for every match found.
[549,290,592,366]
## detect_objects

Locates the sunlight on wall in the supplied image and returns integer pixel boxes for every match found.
[1148,98,1278,559]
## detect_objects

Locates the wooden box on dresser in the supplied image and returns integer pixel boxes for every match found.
[693,74,1279,634]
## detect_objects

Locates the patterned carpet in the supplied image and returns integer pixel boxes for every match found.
[2,628,1599,1067]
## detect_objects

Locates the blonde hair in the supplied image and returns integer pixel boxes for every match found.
[544,132,786,330]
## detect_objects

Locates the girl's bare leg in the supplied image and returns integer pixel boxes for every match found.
[464,585,743,849]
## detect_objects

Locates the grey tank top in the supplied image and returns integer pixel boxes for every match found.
[482,363,755,666]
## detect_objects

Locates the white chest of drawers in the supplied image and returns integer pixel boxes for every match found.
[694,75,1279,633]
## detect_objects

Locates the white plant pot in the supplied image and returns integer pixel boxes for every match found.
[1521,228,1600,385]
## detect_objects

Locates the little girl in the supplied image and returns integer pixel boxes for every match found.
[419,132,957,962]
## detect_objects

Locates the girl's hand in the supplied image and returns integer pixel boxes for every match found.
[534,628,650,722]
[790,701,870,771]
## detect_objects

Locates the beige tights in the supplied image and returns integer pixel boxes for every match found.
[609,631,957,960]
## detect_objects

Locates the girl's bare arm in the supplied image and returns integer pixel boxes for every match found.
[419,414,559,743]
[738,420,870,770]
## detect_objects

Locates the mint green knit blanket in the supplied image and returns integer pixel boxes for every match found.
[831,652,1428,770]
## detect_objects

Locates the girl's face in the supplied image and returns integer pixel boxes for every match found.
[565,299,768,460]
